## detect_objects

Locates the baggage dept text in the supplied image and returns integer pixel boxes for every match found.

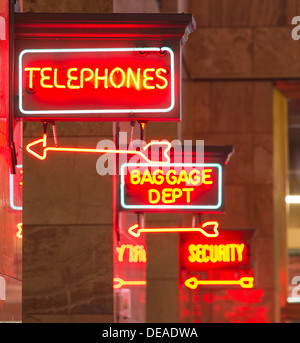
[129,168,213,205]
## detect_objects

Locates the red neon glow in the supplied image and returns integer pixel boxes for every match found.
[184,276,254,290]
[16,222,23,239]
[202,289,264,304]
[113,277,147,289]
[26,134,171,164]
[128,221,219,238]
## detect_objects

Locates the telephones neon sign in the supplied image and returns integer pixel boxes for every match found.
[128,221,219,238]
[17,47,176,121]
[120,163,222,211]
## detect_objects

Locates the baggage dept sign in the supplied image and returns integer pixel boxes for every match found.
[120,163,223,212]
[16,47,177,121]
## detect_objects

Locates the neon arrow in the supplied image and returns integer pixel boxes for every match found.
[128,221,219,238]
[184,276,254,290]
[113,277,147,289]
[26,134,171,164]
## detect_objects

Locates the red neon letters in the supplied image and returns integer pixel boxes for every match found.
[25,67,168,91]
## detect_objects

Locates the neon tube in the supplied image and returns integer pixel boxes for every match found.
[184,276,254,290]
[26,134,171,164]
[16,222,23,239]
[9,165,23,211]
[113,277,147,289]
[128,221,219,238]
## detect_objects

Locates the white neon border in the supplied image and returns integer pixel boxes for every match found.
[9,164,22,211]
[120,163,223,210]
[18,47,175,115]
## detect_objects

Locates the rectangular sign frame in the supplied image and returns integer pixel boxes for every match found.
[120,162,223,212]
[17,47,175,118]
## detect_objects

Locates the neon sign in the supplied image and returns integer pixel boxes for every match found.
[120,163,222,212]
[16,47,178,121]
[187,243,245,264]
[184,276,254,290]
[26,133,171,164]
[180,229,252,271]
[113,277,147,289]
[116,244,147,263]
[128,221,219,238]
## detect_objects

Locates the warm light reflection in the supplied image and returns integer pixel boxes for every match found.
[286,195,300,204]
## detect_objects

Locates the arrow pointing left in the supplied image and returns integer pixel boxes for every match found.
[26,133,172,164]
[128,221,219,238]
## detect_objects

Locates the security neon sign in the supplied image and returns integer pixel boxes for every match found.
[187,243,245,264]
[120,163,222,211]
[17,47,177,121]
[180,229,252,271]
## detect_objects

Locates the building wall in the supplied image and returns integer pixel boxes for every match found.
[0,0,22,322]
